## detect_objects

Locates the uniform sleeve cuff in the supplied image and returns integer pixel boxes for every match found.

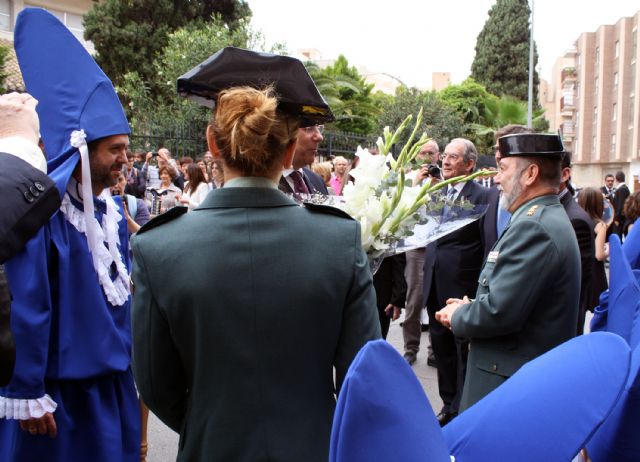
[0,394,57,419]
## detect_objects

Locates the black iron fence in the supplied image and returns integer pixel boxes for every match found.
[129,120,376,162]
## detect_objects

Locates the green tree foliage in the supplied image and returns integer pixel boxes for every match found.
[118,17,285,155]
[378,87,465,152]
[471,0,539,102]
[0,44,8,93]
[469,96,549,153]
[84,0,251,91]
[439,78,492,125]
[306,55,381,135]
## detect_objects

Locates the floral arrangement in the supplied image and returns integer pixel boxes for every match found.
[330,109,495,260]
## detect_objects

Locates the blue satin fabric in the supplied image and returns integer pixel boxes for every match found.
[330,340,450,462]
[0,197,138,461]
[444,333,630,462]
[0,370,140,462]
[586,233,640,461]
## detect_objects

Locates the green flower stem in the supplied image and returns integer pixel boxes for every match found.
[395,108,424,168]
[387,169,497,235]
[371,169,406,237]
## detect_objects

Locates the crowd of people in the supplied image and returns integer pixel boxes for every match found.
[0,8,635,462]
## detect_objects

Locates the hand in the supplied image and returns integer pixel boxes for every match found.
[435,296,471,329]
[19,412,57,438]
[145,152,153,162]
[0,92,40,144]
[384,304,401,321]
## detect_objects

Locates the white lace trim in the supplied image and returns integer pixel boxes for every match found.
[60,192,130,306]
[0,394,57,420]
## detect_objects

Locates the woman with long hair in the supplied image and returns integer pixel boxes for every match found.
[211,158,225,189]
[131,73,380,462]
[577,187,609,311]
[177,163,210,210]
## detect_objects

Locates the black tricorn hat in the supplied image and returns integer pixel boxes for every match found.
[177,47,334,127]
[498,133,566,158]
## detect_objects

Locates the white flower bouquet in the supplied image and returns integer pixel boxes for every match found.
[304,109,495,270]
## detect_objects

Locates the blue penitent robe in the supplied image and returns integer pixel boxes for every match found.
[0,192,140,462]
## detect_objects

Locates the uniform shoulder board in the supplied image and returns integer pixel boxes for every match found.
[303,202,353,220]
[526,204,540,217]
[136,206,188,235]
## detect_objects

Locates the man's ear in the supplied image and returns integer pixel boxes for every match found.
[561,166,571,184]
[283,139,297,169]
[524,163,539,186]
[206,126,221,159]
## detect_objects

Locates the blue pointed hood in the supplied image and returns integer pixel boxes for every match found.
[623,219,640,269]
[444,333,631,462]
[14,7,130,196]
[329,340,450,462]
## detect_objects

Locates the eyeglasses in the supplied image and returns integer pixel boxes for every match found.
[303,125,324,134]
[442,152,460,161]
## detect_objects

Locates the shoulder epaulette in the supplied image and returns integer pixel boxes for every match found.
[136,206,188,235]
[303,202,353,220]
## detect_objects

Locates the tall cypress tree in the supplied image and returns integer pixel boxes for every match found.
[471,0,538,103]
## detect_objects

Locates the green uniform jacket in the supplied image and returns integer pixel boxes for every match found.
[451,194,580,411]
[130,186,381,462]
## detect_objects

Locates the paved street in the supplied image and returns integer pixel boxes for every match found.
[144,317,440,461]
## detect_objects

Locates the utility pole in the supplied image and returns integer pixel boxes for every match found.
[527,0,534,128]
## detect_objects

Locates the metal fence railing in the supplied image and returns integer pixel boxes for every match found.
[129,120,376,162]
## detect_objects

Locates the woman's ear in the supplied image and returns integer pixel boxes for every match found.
[282,139,297,169]
[206,126,221,159]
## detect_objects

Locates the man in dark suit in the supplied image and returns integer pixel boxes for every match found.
[612,170,630,238]
[559,152,594,335]
[279,125,329,195]
[600,173,615,203]
[422,138,490,425]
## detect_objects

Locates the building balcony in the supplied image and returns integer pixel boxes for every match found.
[562,67,577,82]
[560,123,575,136]
[560,96,575,112]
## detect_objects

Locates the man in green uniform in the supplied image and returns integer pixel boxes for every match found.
[436,133,580,412]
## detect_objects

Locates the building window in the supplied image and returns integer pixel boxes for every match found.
[595,47,600,65]
[633,29,638,61]
[594,106,598,126]
[611,133,616,153]
[25,4,85,41]
[630,95,635,126]
[0,0,10,32]
[614,72,619,92]
[615,40,620,58]
[595,76,599,97]
[613,102,617,121]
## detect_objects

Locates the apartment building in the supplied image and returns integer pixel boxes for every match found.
[548,10,640,190]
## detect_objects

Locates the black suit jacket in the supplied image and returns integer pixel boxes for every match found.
[613,184,630,224]
[423,181,490,307]
[560,191,595,333]
[0,153,60,386]
[278,167,329,195]
[600,185,615,203]
[480,186,501,260]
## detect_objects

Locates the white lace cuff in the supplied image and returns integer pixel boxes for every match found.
[0,394,57,420]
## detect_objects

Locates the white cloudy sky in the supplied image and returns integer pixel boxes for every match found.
[247,0,638,88]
